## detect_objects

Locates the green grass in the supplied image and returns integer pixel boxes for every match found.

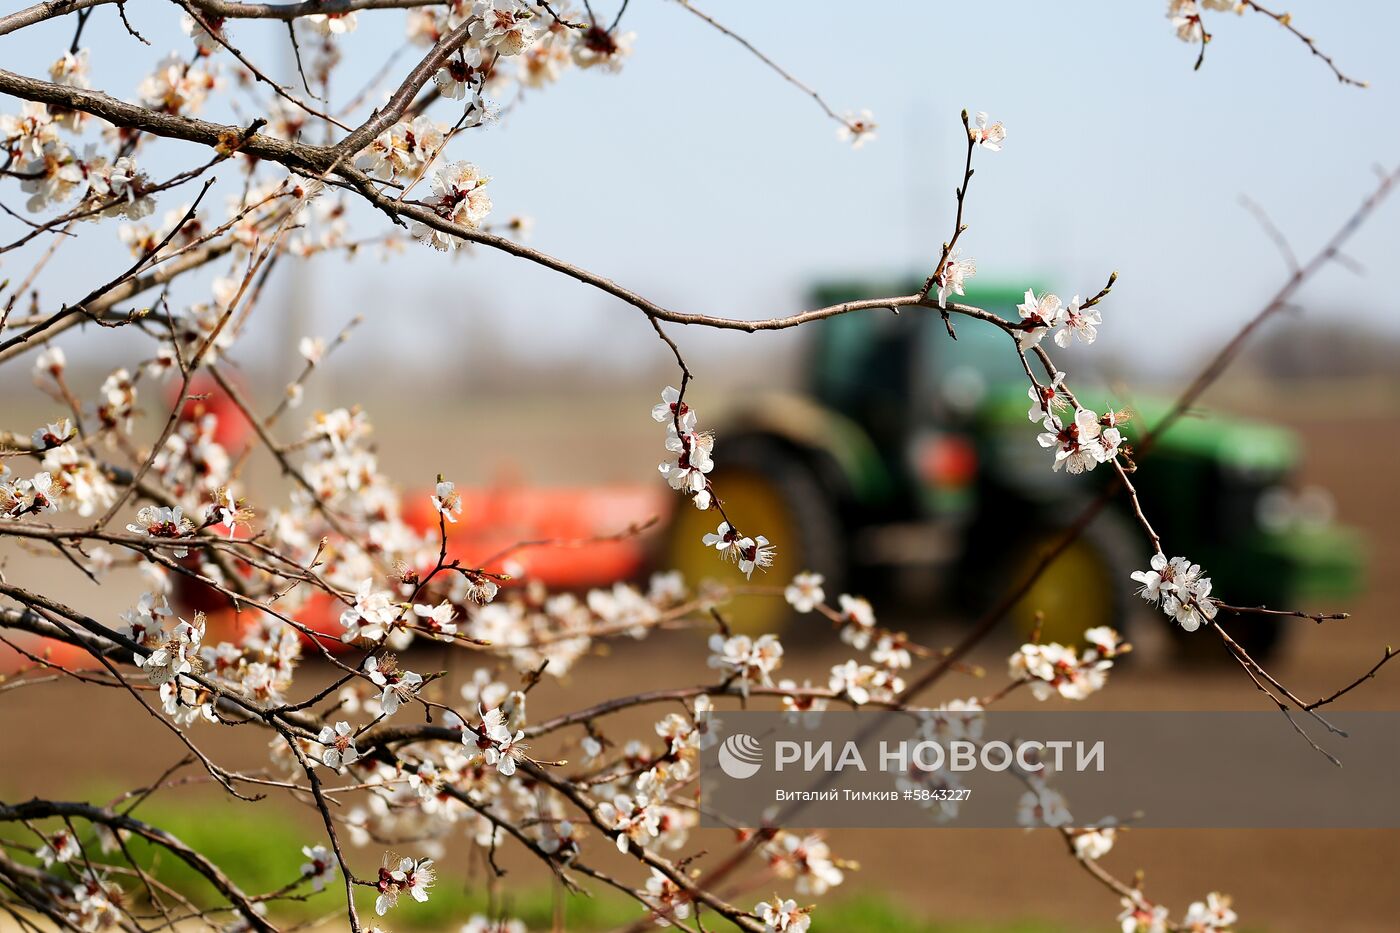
[3,797,1064,931]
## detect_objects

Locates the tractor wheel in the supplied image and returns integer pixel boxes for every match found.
[663,439,845,635]
[962,506,1145,651]
[969,507,1290,661]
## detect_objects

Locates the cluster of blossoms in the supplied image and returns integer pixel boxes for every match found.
[1070,825,1118,860]
[1016,778,1073,829]
[296,682,728,914]
[783,576,913,703]
[35,828,80,866]
[642,868,690,926]
[410,161,494,250]
[708,632,785,696]
[651,386,777,579]
[118,593,304,724]
[0,0,594,288]
[138,52,219,116]
[592,700,711,856]
[1131,553,1219,632]
[278,672,533,839]
[0,94,155,215]
[365,655,426,716]
[129,606,205,686]
[229,566,836,918]
[357,114,453,183]
[341,569,688,678]
[891,699,983,821]
[462,704,528,776]
[1035,405,1125,474]
[652,386,714,508]
[39,447,117,520]
[276,406,440,608]
[828,656,905,704]
[0,464,58,519]
[755,896,811,933]
[370,2,640,252]
[763,831,848,895]
[1016,288,1103,351]
[151,413,234,503]
[119,599,224,726]
[92,367,139,433]
[407,0,635,89]
[702,520,777,579]
[125,505,197,558]
[374,856,435,916]
[1120,889,1237,932]
[2,403,110,522]
[1009,626,1128,701]
[201,616,301,704]
[66,869,126,932]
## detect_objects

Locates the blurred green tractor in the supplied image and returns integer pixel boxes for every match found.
[663,280,1363,659]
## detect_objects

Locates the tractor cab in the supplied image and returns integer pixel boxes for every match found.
[806,281,1032,517]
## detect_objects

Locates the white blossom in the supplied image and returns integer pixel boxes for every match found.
[1017,786,1072,827]
[1037,407,1119,474]
[837,109,878,148]
[708,633,783,695]
[1054,294,1102,347]
[299,844,336,891]
[36,829,80,866]
[340,581,401,643]
[836,594,876,650]
[1072,827,1117,860]
[650,385,694,428]
[935,250,976,308]
[660,425,714,509]
[701,521,741,558]
[470,1,538,56]
[784,572,826,612]
[431,480,462,523]
[317,721,359,770]
[306,12,358,35]
[1027,371,1067,422]
[125,505,194,557]
[1119,893,1170,933]
[1168,0,1205,44]
[1182,892,1238,931]
[1016,288,1064,349]
[968,111,1006,150]
[642,867,691,925]
[736,535,776,579]
[365,656,423,716]
[755,896,809,933]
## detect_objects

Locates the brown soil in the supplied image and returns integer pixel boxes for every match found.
[2,395,1398,931]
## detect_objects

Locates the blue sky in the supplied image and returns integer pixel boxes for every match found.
[3,1,1398,385]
